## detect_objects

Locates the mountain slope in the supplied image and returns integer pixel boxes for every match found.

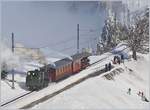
[32,53,149,109]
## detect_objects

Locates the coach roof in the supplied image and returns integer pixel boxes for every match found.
[71,52,91,60]
[47,58,72,69]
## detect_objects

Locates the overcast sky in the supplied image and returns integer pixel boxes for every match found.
[1,1,123,55]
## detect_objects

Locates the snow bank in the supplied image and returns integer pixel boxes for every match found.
[111,42,128,53]
[1,74,29,104]
[1,51,116,109]
[1,42,149,109]
[30,53,149,109]
[89,52,112,64]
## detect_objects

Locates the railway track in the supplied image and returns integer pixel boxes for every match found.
[0,55,106,108]
[0,91,34,107]
[0,53,111,108]
[1,47,128,108]
[20,48,129,109]
[21,67,113,109]
[0,56,106,108]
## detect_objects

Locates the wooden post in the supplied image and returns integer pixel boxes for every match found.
[11,32,15,89]
[77,24,79,53]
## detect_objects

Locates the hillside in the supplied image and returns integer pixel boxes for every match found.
[31,53,149,109]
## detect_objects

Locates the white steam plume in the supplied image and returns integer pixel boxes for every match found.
[40,47,73,61]
[0,40,20,71]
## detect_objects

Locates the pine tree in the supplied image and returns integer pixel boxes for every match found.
[127,8,149,60]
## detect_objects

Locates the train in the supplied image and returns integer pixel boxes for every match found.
[26,52,91,91]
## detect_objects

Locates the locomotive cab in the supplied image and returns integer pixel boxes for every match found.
[26,69,49,91]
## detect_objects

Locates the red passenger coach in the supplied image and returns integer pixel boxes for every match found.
[47,52,91,82]
[48,58,73,82]
[72,52,91,74]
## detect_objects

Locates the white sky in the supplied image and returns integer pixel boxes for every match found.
[1,1,107,54]
[1,0,148,55]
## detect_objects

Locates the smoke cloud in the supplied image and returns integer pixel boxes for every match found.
[0,40,20,71]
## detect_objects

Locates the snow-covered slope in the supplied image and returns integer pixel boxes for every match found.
[31,53,149,109]
[1,42,149,109]
[1,75,28,104]
[0,57,60,104]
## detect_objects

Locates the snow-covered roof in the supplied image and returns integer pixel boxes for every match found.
[71,52,91,60]
[49,58,72,69]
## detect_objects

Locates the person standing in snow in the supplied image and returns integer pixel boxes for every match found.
[113,56,116,64]
[105,64,108,72]
[141,92,144,97]
[140,92,149,102]
[141,92,146,101]
[138,91,142,96]
[108,62,112,71]
[117,56,121,64]
[121,54,124,63]
[127,88,131,95]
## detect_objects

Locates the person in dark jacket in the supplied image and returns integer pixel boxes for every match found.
[117,57,121,64]
[105,64,108,72]
[127,88,131,95]
[108,62,112,71]
[121,54,124,63]
[121,54,124,60]
[113,56,117,64]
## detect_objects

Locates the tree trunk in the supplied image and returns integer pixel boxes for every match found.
[132,50,137,60]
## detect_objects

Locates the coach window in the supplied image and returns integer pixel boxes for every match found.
[66,65,67,72]
[64,66,65,73]
[64,66,66,72]
[56,69,58,75]
[59,68,60,73]
[61,68,62,73]
[63,66,64,73]
[60,68,62,74]
[69,64,70,72]
[66,66,67,72]
[69,64,71,71]
[58,69,59,74]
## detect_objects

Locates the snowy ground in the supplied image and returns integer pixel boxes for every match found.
[1,74,28,103]
[1,45,149,109]
[0,44,116,106]
[30,53,149,109]
[0,57,60,104]
[0,51,116,109]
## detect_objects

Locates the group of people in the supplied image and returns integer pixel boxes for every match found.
[105,62,112,72]
[127,88,149,102]
[104,54,125,72]
[137,91,149,102]
[113,54,124,64]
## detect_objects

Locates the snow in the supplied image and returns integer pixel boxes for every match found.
[30,53,149,109]
[0,57,60,105]
[0,50,116,109]
[122,0,149,12]
[46,57,60,63]
[1,74,28,104]
[1,43,149,109]
[89,52,112,64]
[113,43,127,52]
